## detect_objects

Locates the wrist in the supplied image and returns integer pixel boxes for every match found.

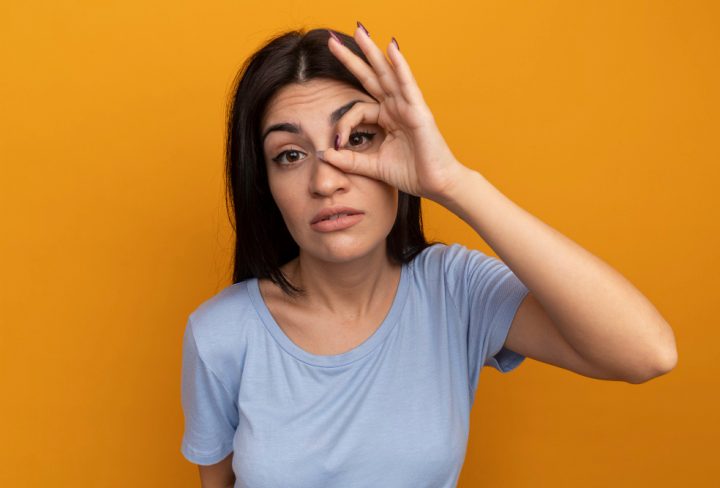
[431,163,482,208]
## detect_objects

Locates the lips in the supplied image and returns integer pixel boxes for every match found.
[310,206,364,224]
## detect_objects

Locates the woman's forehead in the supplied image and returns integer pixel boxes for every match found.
[264,80,368,118]
[261,82,373,137]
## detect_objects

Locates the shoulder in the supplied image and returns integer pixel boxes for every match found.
[189,280,255,336]
[410,242,490,279]
[185,280,256,382]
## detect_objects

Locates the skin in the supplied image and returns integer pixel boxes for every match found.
[198,451,233,487]
[258,78,402,341]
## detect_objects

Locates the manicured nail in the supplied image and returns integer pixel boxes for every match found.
[327,30,344,46]
[356,21,370,37]
[391,36,399,51]
[334,133,340,151]
[316,150,326,161]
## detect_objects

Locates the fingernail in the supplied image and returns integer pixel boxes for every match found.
[327,30,344,46]
[334,134,340,151]
[356,21,370,37]
[391,36,399,51]
[316,150,325,161]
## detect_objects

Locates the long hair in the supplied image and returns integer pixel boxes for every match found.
[224,27,441,298]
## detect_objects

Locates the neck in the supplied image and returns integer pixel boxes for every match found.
[287,246,401,320]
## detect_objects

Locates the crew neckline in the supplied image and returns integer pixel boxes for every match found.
[246,261,410,367]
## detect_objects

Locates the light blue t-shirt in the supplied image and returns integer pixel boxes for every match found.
[180,242,530,487]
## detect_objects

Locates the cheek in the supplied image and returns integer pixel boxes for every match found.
[390,193,400,223]
[378,186,399,224]
[267,173,303,225]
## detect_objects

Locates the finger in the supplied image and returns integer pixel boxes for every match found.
[386,37,427,107]
[351,23,402,100]
[321,146,379,180]
[333,101,382,151]
[327,31,386,102]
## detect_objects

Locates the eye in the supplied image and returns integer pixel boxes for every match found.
[346,130,376,149]
[270,130,376,166]
[271,148,307,166]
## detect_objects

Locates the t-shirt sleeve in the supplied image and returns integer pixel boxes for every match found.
[443,244,530,382]
[180,317,238,465]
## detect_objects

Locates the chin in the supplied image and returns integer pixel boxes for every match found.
[307,237,385,264]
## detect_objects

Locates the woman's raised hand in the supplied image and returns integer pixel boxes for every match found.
[322,22,468,202]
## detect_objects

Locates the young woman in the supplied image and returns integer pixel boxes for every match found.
[181,22,677,488]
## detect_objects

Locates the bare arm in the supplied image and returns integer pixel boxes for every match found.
[198,451,235,488]
[438,167,677,383]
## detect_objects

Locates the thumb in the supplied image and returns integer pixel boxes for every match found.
[318,148,377,179]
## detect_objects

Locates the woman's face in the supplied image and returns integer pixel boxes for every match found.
[260,78,398,264]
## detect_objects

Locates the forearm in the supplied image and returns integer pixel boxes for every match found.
[435,165,678,379]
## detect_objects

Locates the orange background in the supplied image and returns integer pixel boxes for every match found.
[1,1,717,486]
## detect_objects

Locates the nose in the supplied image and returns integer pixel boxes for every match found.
[309,152,350,197]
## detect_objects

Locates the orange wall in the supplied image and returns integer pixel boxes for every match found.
[1,1,717,486]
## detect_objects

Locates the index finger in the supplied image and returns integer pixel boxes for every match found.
[350,23,402,100]
[327,29,387,103]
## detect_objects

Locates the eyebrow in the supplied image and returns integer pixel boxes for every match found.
[261,99,363,144]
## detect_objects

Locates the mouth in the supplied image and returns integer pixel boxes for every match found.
[310,212,365,232]
[318,212,358,222]
[310,206,364,225]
